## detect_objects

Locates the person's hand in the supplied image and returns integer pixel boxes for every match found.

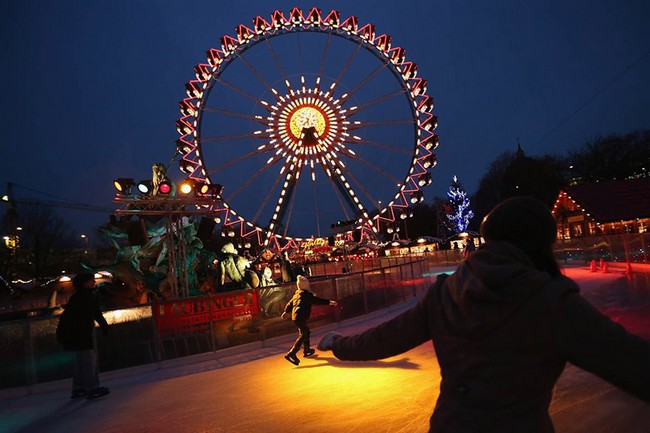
[317,331,342,351]
[281,312,288,319]
[329,300,338,306]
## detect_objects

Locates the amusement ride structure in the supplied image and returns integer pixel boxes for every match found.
[109,7,440,299]
[174,6,439,252]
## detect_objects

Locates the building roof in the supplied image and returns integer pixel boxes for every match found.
[563,177,650,223]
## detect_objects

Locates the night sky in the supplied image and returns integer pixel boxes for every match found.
[2,1,649,242]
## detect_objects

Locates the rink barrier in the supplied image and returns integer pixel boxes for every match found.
[0,256,448,390]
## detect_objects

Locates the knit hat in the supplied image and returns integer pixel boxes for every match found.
[480,196,557,257]
[296,275,310,290]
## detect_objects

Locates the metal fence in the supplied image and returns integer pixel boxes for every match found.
[0,257,448,391]
[553,233,650,264]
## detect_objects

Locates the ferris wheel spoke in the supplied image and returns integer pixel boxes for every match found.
[326,171,356,220]
[345,154,403,185]
[251,163,289,225]
[198,132,263,143]
[348,118,416,129]
[320,155,367,217]
[224,156,283,203]
[234,53,275,93]
[311,180,322,238]
[340,61,390,104]
[316,157,353,214]
[318,32,331,80]
[346,137,413,155]
[201,106,265,124]
[264,35,289,86]
[333,42,363,89]
[296,32,304,75]
[206,148,269,177]
[351,88,408,114]
[215,76,269,108]
[334,164,381,212]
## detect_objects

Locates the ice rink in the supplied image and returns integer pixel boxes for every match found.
[1,265,649,433]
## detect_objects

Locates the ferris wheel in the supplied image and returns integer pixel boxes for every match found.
[175,7,438,251]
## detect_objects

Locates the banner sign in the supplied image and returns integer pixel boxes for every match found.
[154,290,259,335]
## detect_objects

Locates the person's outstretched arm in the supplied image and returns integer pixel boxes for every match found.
[556,291,650,401]
[324,276,446,361]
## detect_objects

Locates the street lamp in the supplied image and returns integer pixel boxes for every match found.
[81,234,88,253]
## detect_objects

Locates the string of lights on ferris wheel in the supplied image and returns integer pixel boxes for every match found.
[174,7,439,251]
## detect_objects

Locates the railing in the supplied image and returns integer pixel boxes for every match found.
[553,233,650,264]
[0,257,450,391]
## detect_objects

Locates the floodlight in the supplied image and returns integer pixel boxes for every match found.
[113,178,134,195]
[196,182,209,195]
[209,184,223,197]
[137,180,153,195]
[158,180,172,195]
[178,179,195,195]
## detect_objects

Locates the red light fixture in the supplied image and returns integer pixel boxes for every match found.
[158,180,172,195]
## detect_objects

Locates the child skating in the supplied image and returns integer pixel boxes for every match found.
[282,275,337,365]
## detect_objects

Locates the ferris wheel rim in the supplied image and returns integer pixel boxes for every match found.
[175,7,438,247]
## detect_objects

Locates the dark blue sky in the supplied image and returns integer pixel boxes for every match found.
[2,1,649,241]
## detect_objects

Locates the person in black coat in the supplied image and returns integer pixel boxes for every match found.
[318,197,650,432]
[56,272,110,399]
[282,275,337,365]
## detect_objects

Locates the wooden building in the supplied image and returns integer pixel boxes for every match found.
[552,177,650,239]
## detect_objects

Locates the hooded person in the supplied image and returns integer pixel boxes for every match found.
[282,275,337,365]
[317,196,650,432]
[56,272,111,399]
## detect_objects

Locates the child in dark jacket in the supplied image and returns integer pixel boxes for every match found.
[282,275,337,365]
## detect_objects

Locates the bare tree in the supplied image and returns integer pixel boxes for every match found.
[4,205,76,279]
[568,130,650,183]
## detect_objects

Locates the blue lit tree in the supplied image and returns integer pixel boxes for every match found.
[446,175,474,234]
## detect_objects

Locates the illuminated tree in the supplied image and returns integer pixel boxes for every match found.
[446,176,474,234]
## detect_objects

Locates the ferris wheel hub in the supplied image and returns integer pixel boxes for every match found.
[289,106,327,139]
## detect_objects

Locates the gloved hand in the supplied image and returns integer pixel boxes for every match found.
[317,331,342,351]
